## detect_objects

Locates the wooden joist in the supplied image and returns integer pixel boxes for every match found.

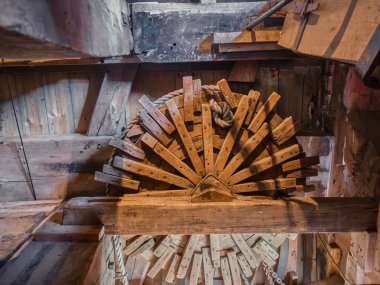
[282,156,320,172]
[244,90,261,126]
[202,104,214,174]
[139,111,172,146]
[63,196,379,234]
[177,235,200,279]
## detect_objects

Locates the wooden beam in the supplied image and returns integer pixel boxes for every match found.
[63,197,379,234]
[87,65,138,136]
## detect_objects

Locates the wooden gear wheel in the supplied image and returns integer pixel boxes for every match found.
[95,77,320,284]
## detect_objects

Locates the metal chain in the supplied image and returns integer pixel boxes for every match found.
[263,261,285,285]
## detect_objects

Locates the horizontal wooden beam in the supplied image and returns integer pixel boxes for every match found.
[63,196,378,235]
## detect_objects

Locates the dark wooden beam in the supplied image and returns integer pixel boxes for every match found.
[0,0,132,58]
[63,196,378,235]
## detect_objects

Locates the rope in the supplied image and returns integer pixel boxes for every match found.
[209,99,234,128]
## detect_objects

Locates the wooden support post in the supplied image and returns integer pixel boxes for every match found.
[63,197,379,235]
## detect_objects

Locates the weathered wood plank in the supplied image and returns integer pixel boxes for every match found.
[217,79,237,108]
[109,138,146,160]
[220,122,270,180]
[244,90,261,126]
[221,257,232,285]
[113,156,194,189]
[189,253,202,285]
[94,172,140,191]
[177,235,200,279]
[210,234,220,267]
[214,96,249,176]
[237,254,253,278]
[183,76,195,122]
[140,133,201,184]
[124,235,152,255]
[138,95,175,134]
[231,234,259,269]
[166,99,205,176]
[202,104,214,174]
[147,245,175,278]
[165,253,181,283]
[227,250,241,285]
[228,144,303,184]
[63,197,379,234]
[248,92,281,133]
[231,178,296,193]
[139,111,172,146]
[88,66,137,136]
[202,247,214,285]
[192,79,202,112]
[282,156,320,172]
[276,121,302,145]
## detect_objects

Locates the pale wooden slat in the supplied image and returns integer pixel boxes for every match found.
[139,111,172,146]
[138,95,175,134]
[177,235,200,279]
[214,95,249,176]
[147,245,176,278]
[109,137,145,160]
[221,257,232,285]
[113,156,194,189]
[140,133,201,184]
[248,92,281,133]
[228,144,303,185]
[220,122,270,180]
[166,99,205,176]
[165,253,181,283]
[202,247,214,285]
[124,235,152,255]
[255,239,279,260]
[189,253,202,285]
[183,76,195,122]
[94,171,140,191]
[130,238,155,259]
[217,79,237,108]
[202,104,214,174]
[210,234,220,267]
[227,250,242,285]
[237,254,253,278]
[231,234,259,270]
[231,178,296,193]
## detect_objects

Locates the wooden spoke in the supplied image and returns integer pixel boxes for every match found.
[95,78,323,283]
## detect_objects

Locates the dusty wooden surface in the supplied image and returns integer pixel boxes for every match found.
[63,196,378,234]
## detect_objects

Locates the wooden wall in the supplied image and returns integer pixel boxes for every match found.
[0,61,323,202]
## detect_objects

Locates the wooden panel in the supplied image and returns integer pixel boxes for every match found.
[0,134,112,201]
[63,196,379,234]
[278,0,380,63]
[87,65,138,136]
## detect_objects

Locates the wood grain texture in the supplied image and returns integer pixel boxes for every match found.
[63,196,379,234]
